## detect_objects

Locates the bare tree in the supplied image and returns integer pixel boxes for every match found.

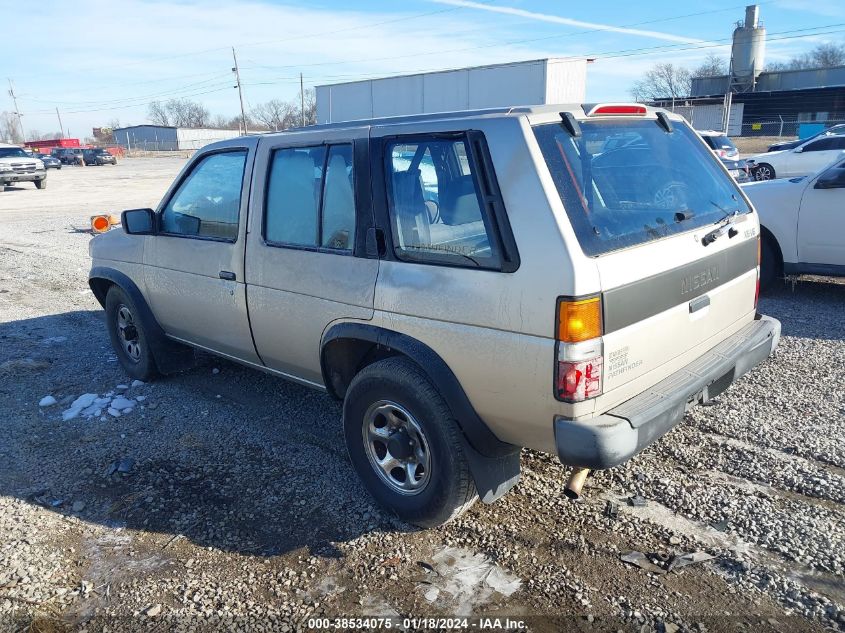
[630,63,691,101]
[165,99,200,128]
[251,99,294,131]
[301,88,316,126]
[0,111,23,143]
[148,101,170,126]
[148,99,210,128]
[768,42,845,71]
[693,54,727,78]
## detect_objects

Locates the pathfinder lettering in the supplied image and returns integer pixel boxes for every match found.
[681,265,719,295]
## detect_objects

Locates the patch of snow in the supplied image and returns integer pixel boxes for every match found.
[131,380,145,388]
[110,396,135,410]
[62,393,99,421]
[39,395,57,407]
[41,336,67,345]
[108,408,121,418]
[422,546,522,614]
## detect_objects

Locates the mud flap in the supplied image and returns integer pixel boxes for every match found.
[460,436,521,504]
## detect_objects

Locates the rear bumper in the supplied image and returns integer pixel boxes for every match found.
[554,314,781,470]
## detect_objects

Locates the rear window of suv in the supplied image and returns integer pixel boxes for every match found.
[533,119,750,256]
[702,135,737,152]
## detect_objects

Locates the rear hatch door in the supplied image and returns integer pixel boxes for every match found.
[533,109,758,405]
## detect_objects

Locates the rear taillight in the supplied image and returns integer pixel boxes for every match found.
[557,358,603,401]
[555,297,604,402]
[716,149,727,158]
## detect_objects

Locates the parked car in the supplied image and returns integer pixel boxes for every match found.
[53,148,84,165]
[83,148,117,166]
[716,157,751,183]
[0,144,47,190]
[742,156,845,287]
[695,132,748,182]
[88,104,780,527]
[766,123,845,152]
[747,135,845,181]
[36,153,62,170]
[698,130,740,160]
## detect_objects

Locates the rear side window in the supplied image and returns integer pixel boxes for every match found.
[265,144,355,250]
[160,150,246,241]
[703,135,737,151]
[385,136,502,269]
[533,120,750,256]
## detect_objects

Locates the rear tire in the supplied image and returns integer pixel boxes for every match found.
[105,286,159,381]
[343,357,478,528]
[34,179,46,189]
[754,163,775,181]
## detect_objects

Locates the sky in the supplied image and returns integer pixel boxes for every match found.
[3,0,845,140]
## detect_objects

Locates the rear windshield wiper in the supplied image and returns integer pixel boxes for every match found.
[702,202,741,245]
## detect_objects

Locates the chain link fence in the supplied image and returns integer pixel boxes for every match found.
[739,118,845,138]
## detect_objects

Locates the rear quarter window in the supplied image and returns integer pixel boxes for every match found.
[533,119,750,256]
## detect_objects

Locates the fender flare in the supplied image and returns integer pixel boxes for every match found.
[88,267,193,374]
[321,322,521,503]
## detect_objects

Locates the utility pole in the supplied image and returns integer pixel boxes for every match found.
[300,73,305,127]
[55,107,65,139]
[7,79,25,141]
[231,47,248,134]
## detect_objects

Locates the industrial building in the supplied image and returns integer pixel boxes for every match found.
[654,5,845,137]
[315,58,590,124]
[113,125,241,151]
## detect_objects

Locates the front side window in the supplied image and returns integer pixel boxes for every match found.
[264,143,355,250]
[533,120,751,256]
[385,136,501,269]
[160,150,246,241]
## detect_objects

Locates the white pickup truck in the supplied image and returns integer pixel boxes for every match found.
[743,156,845,286]
[0,144,47,190]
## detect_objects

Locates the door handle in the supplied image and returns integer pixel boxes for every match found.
[219,270,236,281]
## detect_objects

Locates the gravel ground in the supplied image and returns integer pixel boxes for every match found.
[0,158,843,632]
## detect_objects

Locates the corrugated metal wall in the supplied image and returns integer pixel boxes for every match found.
[175,128,241,150]
[316,58,588,124]
[114,126,178,151]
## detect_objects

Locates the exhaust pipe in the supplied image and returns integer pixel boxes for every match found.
[564,467,590,500]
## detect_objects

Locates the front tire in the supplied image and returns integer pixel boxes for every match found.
[105,286,159,381]
[34,179,46,189]
[754,163,775,181]
[343,357,478,528]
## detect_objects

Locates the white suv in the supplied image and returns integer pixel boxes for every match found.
[89,104,780,527]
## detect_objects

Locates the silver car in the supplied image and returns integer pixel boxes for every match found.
[89,104,780,527]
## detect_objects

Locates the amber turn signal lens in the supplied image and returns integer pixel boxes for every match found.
[557,297,602,343]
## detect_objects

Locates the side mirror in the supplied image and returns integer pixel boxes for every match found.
[814,169,845,190]
[122,208,156,235]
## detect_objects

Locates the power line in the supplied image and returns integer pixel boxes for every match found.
[18,75,232,108]
[238,23,845,87]
[15,7,465,83]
